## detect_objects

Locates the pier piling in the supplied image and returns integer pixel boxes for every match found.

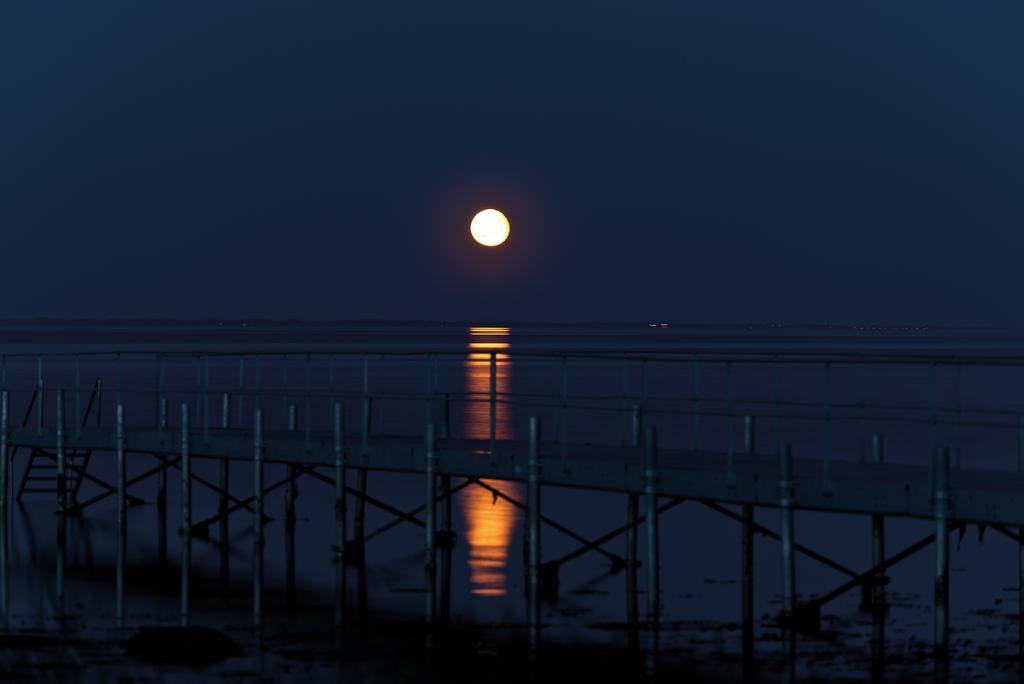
[424,423,437,624]
[116,404,126,626]
[253,408,264,629]
[180,404,191,627]
[934,446,950,654]
[870,434,886,609]
[780,444,796,621]
[528,417,541,647]
[334,402,346,634]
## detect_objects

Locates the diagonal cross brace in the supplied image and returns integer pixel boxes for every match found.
[555,497,685,568]
[363,478,474,542]
[70,455,179,514]
[801,522,966,613]
[701,500,860,579]
[190,463,433,537]
[467,477,624,567]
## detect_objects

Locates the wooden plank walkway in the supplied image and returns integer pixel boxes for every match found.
[10,425,1024,526]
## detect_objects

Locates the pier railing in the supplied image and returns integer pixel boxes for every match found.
[1,348,1022,478]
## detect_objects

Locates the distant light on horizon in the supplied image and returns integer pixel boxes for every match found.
[470,209,510,247]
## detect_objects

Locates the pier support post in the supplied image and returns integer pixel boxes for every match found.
[1018,416,1024,659]
[644,425,660,625]
[439,473,453,623]
[424,423,437,624]
[741,415,756,659]
[334,402,346,634]
[116,404,126,626]
[626,491,639,648]
[779,444,796,621]
[0,392,8,618]
[354,470,368,553]
[180,404,191,627]
[528,417,542,649]
[56,390,66,515]
[870,434,886,609]
[253,408,265,629]
[56,500,66,618]
[630,403,642,449]
[219,393,230,593]
[644,425,660,675]
[157,398,168,514]
[934,446,950,655]
[356,356,370,551]
[285,405,297,608]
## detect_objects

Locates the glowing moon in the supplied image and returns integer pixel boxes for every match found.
[470,209,510,247]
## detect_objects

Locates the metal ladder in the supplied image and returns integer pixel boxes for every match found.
[15,379,102,503]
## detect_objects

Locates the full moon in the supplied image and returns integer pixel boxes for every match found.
[470,209,510,247]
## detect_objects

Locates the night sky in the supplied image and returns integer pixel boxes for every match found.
[1,3,1021,324]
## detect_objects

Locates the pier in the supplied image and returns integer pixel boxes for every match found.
[2,344,1024,675]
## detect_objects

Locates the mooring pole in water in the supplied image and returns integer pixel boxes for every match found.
[180,404,191,627]
[527,417,542,649]
[741,415,756,658]
[626,491,639,647]
[871,434,886,609]
[779,444,796,621]
[56,390,66,516]
[116,404,126,627]
[424,423,437,624]
[934,446,950,655]
[253,408,264,628]
[0,392,8,618]
[333,401,346,634]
